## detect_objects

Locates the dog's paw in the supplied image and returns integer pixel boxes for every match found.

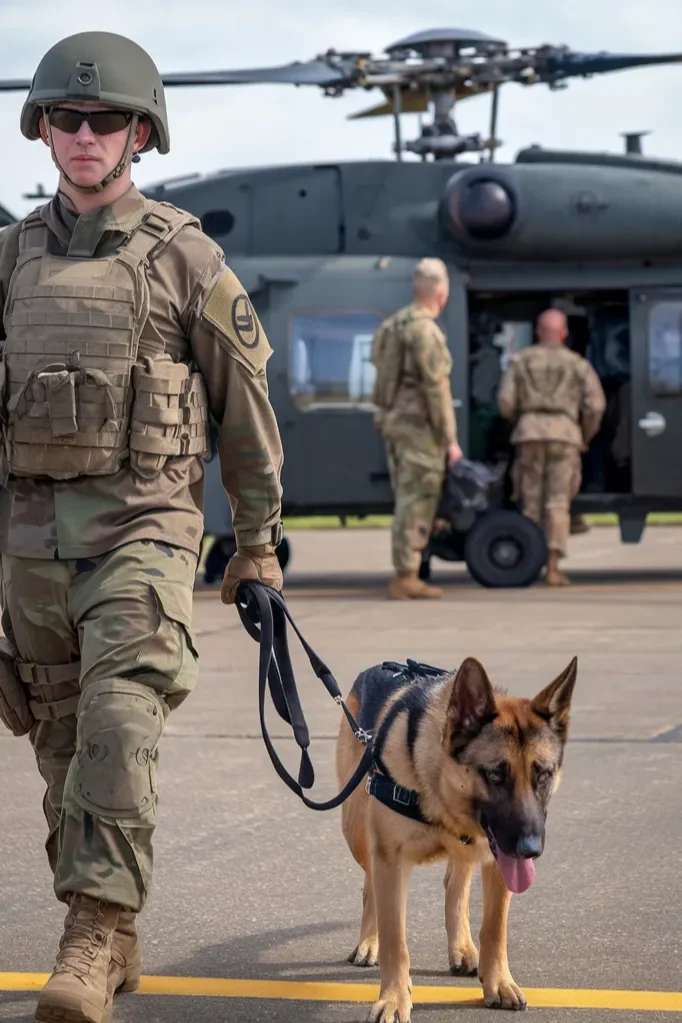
[367,988,412,1023]
[348,938,379,968]
[449,940,479,977]
[481,972,527,1011]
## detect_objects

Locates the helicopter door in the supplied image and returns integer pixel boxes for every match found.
[630,288,682,496]
[278,257,468,512]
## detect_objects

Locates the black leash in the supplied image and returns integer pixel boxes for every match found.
[235,581,374,811]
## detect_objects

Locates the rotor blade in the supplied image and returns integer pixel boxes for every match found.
[542,50,682,80]
[0,77,33,91]
[161,58,354,87]
[0,58,354,94]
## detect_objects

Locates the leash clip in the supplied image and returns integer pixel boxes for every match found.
[354,727,372,746]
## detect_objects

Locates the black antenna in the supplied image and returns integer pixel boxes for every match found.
[22,182,52,200]
[620,131,651,155]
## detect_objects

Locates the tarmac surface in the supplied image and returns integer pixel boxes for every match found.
[1,525,681,1022]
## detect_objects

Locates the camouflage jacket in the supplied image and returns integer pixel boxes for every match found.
[375,302,457,454]
[0,185,283,559]
[497,344,606,450]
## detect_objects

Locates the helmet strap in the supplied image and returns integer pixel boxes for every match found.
[43,107,140,195]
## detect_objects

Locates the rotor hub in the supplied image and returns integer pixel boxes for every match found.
[384,28,508,59]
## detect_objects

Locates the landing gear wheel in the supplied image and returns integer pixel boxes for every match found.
[463,510,546,588]
[276,535,290,572]
[203,534,237,585]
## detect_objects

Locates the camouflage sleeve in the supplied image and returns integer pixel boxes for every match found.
[497,358,518,419]
[184,250,283,549]
[0,223,21,344]
[411,322,457,445]
[579,360,607,445]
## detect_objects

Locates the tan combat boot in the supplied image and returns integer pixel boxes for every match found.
[545,550,570,587]
[107,910,141,1000]
[387,571,444,600]
[35,894,121,1023]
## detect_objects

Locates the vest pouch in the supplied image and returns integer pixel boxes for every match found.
[4,362,125,480]
[129,356,210,479]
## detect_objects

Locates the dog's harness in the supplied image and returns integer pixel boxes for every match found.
[234,583,472,845]
[365,659,445,826]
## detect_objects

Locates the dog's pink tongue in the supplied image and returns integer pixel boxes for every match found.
[496,852,535,894]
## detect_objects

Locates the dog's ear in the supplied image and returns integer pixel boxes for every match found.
[444,657,496,754]
[530,656,578,745]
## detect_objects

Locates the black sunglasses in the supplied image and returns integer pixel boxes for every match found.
[47,107,134,136]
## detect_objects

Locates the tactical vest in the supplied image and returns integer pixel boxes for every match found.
[514,347,584,420]
[0,201,211,482]
[371,305,432,412]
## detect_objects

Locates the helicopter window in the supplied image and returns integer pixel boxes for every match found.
[200,209,235,238]
[648,301,682,395]
[289,311,381,411]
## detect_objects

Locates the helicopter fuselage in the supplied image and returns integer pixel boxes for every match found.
[141,147,682,550]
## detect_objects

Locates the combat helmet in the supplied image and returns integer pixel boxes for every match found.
[20,32,169,191]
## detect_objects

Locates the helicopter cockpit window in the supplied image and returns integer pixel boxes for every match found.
[289,312,381,411]
[648,301,682,395]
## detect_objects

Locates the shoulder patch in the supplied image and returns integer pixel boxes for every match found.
[201,267,272,373]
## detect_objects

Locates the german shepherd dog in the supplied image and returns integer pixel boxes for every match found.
[335,655,577,1021]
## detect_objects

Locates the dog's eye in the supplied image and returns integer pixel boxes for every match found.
[534,766,554,785]
[481,766,506,786]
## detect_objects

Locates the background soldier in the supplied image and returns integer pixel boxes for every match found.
[498,308,606,586]
[0,31,283,1023]
[371,258,462,599]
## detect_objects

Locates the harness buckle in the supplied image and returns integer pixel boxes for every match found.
[354,727,372,746]
[393,784,412,806]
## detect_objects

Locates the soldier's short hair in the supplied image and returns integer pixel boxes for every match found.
[413,257,449,292]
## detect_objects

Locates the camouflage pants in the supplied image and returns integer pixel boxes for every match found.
[513,441,582,557]
[386,442,445,574]
[0,539,199,912]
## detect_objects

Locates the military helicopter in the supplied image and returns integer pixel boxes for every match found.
[3,27,682,587]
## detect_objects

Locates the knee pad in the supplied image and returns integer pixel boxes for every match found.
[73,678,167,821]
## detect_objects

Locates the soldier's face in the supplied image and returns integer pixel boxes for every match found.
[39,103,150,187]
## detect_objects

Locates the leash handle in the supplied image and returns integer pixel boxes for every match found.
[235,581,372,811]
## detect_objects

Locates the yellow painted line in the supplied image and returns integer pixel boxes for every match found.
[1,974,680,1011]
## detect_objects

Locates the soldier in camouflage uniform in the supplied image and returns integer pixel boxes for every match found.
[498,309,605,586]
[371,258,462,599]
[0,32,283,1023]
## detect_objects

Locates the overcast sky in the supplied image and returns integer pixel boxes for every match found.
[2,0,682,218]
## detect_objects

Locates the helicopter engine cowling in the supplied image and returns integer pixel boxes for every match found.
[442,156,682,261]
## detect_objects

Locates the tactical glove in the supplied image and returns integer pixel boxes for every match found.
[221,543,283,605]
